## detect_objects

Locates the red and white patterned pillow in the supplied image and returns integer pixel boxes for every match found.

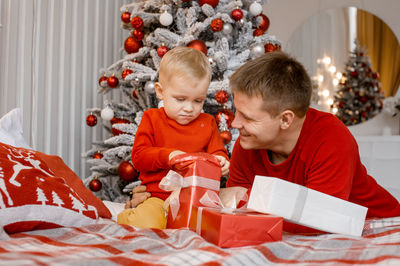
[0,142,111,234]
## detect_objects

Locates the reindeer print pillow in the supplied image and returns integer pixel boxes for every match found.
[0,142,111,234]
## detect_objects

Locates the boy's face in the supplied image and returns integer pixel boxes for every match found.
[155,75,209,125]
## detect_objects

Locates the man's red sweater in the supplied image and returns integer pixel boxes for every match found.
[227,108,400,234]
[132,108,228,200]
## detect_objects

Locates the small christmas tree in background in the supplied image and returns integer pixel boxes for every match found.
[83,0,281,202]
[332,40,383,126]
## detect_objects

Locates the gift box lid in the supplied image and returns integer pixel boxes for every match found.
[248,176,368,236]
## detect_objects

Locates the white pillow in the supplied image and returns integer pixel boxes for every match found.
[0,108,31,149]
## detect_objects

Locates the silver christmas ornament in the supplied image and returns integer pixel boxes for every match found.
[249,2,263,16]
[222,23,232,34]
[144,81,155,93]
[252,45,264,57]
[100,106,114,121]
[160,11,173,26]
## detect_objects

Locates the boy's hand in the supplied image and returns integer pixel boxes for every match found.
[168,150,186,161]
[124,185,151,209]
[215,155,230,176]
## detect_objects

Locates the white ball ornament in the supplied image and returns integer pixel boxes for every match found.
[252,44,264,57]
[160,11,173,26]
[100,106,114,121]
[222,23,232,34]
[249,2,263,16]
[158,100,164,108]
[144,81,155,93]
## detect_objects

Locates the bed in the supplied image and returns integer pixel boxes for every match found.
[1,216,400,265]
[1,109,400,265]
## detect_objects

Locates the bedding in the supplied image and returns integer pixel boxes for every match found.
[0,217,399,265]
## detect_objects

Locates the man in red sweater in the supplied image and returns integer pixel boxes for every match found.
[226,51,400,234]
[117,47,229,229]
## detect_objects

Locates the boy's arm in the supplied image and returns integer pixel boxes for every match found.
[206,118,230,159]
[131,112,175,172]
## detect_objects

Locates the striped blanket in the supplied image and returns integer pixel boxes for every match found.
[1,217,399,265]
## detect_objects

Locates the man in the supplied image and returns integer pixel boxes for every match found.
[128,52,400,234]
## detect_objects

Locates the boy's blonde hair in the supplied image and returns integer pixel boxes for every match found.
[159,46,212,85]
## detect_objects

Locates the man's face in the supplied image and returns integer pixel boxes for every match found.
[156,75,209,125]
[231,92,281,150]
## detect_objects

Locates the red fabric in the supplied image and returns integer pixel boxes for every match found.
[227,108,400,234]
[190,207,283,247]
[0,142,111,233]
[166,153,222,229]
[132,108,228,200]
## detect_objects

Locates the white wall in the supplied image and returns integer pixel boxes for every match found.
[0,0,129,178]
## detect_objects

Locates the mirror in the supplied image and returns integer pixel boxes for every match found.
[286,7,400,114]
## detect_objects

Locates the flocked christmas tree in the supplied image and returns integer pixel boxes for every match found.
[332,40,383,126]
[83,0,280,202]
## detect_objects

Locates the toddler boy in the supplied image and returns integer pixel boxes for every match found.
[117,47,229,229]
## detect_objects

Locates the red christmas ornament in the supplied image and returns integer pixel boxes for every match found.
[110,117,130,136]
[231,8,243,21]
[98,76,108,87]
[264,43,275,53]
[157,45,170,57]
[210,18,223,32]
[124,37,143,54]
[118,161,139,182]
[187,39,207,55]
[132,29,144,41]
[216,90,229,104]
[131,16,143,29]
[361,111,367,118]
[215,109,235,128]
[132,90,138,99]
[350,71,358,77]
[253,28,264,37]
[122,69,133,80]
[93,152,103,159]
[121,12,131,24]
[86,114,97,127]
[89,178,102,192]
[360,96,368,103]
[107,76,119,88]
[220,130,232,145]
[257,14,270,31]
[372,72,379,79]
[198,0,219,8]
[339,101,345,108]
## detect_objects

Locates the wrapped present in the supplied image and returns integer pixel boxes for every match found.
[190,191,283,248]
[248,176,368,236]
[160,153,221,229]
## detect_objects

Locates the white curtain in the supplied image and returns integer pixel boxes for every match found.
[0,0,129,179]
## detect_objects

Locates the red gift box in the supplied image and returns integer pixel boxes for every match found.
[160,153,222,229]
[191,207,283,248]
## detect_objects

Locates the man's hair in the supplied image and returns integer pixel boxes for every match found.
[159,46,212,84]
[230,51,312,117]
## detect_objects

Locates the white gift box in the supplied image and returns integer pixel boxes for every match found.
[247,176,368,236]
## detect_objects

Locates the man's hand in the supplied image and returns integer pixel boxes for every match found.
[219,186,248,208]
[215,155,230,176]
[124,185,151,209]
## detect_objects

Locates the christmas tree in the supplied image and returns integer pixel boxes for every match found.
[332,40,383,126]
[83,0,280,202]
